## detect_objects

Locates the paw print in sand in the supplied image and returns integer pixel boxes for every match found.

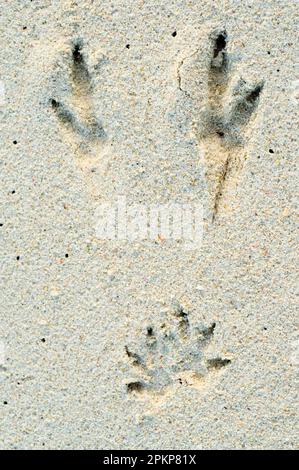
[50,39,107,196]
[198,30,264,220]
[125,303,231,397]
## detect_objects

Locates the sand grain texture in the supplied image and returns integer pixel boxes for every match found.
[0,0,298,449]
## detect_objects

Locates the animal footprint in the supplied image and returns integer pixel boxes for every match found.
[50,40,107,196]
[125,304,231,397]
[198,30,264,220]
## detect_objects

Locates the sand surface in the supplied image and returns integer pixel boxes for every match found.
[0,0,298,449]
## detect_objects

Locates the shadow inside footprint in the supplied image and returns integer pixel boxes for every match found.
[71,40,92,95]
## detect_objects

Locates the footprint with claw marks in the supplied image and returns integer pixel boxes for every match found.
[124,303,231,399]
[50,39,108,197]
[197,30,264,221]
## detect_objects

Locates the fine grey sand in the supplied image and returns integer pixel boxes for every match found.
[0,0,298,449]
